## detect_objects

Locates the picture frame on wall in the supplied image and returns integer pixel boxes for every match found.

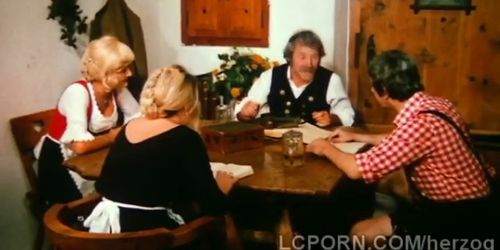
[410,0,476,15]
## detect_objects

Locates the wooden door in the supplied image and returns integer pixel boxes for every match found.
[349,0,500,131]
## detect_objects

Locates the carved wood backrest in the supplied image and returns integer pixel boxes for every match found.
[44,193,226,250]
[10,109,56,194]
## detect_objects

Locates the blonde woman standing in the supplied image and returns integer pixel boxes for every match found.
[37,36,140,204]
[84,65,236,234]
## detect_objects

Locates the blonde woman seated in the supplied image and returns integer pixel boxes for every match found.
[84,65,237,234]
[37,36,140,204]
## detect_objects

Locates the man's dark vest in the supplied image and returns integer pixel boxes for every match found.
[267,64,332,124]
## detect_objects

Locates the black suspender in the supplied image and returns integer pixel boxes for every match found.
[419,110,495,184]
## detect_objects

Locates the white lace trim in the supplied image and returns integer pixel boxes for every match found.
[59,123,95,145]
[67,169,95,197]
[87,82,118,133]
[33,135,46,159]
[54,136,95,196]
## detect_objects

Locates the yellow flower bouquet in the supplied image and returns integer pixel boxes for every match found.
[213,47,275,102]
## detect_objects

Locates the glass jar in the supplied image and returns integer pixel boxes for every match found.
[215,104,230,122]
[282,130,305,167]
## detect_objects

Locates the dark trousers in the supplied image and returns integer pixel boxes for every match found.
[391,196,499,239]
[289,177,376,236]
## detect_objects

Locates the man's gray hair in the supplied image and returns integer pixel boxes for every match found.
[283,30,325,62]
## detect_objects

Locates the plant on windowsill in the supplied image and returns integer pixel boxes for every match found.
[47,0,88,49]
[212,47,277,103]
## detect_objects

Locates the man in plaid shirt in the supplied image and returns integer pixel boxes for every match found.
[307,50,496,241]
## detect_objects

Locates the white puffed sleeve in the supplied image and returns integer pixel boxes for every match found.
[58,84,95,144]
[234,68,273,117]
[116,88,140,123]
[326,74,355,126]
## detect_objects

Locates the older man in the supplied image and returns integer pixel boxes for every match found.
[235,30,354,127]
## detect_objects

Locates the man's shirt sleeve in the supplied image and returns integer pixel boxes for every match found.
[355,118,435,183]
[325,73,355,126]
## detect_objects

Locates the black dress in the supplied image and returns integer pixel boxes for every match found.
[96,125,228,232]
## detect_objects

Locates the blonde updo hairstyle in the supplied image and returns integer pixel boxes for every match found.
[81,36,135,90]
[140,65,200,128]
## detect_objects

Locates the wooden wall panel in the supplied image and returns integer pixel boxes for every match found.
[350,0,500,131]
[459,0,500,131]
[423,12,462,102]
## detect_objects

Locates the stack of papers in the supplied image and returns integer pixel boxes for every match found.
[210,162,254,179]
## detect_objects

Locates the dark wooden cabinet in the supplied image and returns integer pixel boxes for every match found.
[182,0,269,47]
[334,0,500,132]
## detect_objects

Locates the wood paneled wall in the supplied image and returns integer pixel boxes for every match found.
[346,0,500,132]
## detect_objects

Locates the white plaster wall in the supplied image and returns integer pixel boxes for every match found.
[82,0,335,74]
[152,0,336,74]
[0,0,84,249]
[0,0,336,248]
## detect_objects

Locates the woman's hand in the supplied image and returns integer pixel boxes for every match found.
[215,172,238,195]
[70,126,122,154]
[107,127,122,143]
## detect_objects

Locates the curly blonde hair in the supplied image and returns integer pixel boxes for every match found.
[81,36,135,88]
[140,65,200,128]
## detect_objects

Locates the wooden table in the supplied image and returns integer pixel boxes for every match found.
[63,129,345,250]
[210,141,343,196]
[64,140,343,196]
[64,147,109,180]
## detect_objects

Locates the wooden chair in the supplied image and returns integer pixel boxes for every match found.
[10,109,56,250]
[44,193,235,250]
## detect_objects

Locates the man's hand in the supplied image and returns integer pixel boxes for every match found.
[328,128,356,143]
[312,111,333,127]
[306,138,332,156]
[237,101,260,120]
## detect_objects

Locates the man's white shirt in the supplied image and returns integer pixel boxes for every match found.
[234,66,355,126]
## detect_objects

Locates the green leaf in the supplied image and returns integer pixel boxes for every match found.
[218,54,229,60]
[47,0,87,50]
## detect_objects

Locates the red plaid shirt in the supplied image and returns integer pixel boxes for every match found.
[355,92,490,201]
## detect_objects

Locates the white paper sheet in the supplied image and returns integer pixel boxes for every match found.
[210,162,254,179]
[297,123,332,144]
